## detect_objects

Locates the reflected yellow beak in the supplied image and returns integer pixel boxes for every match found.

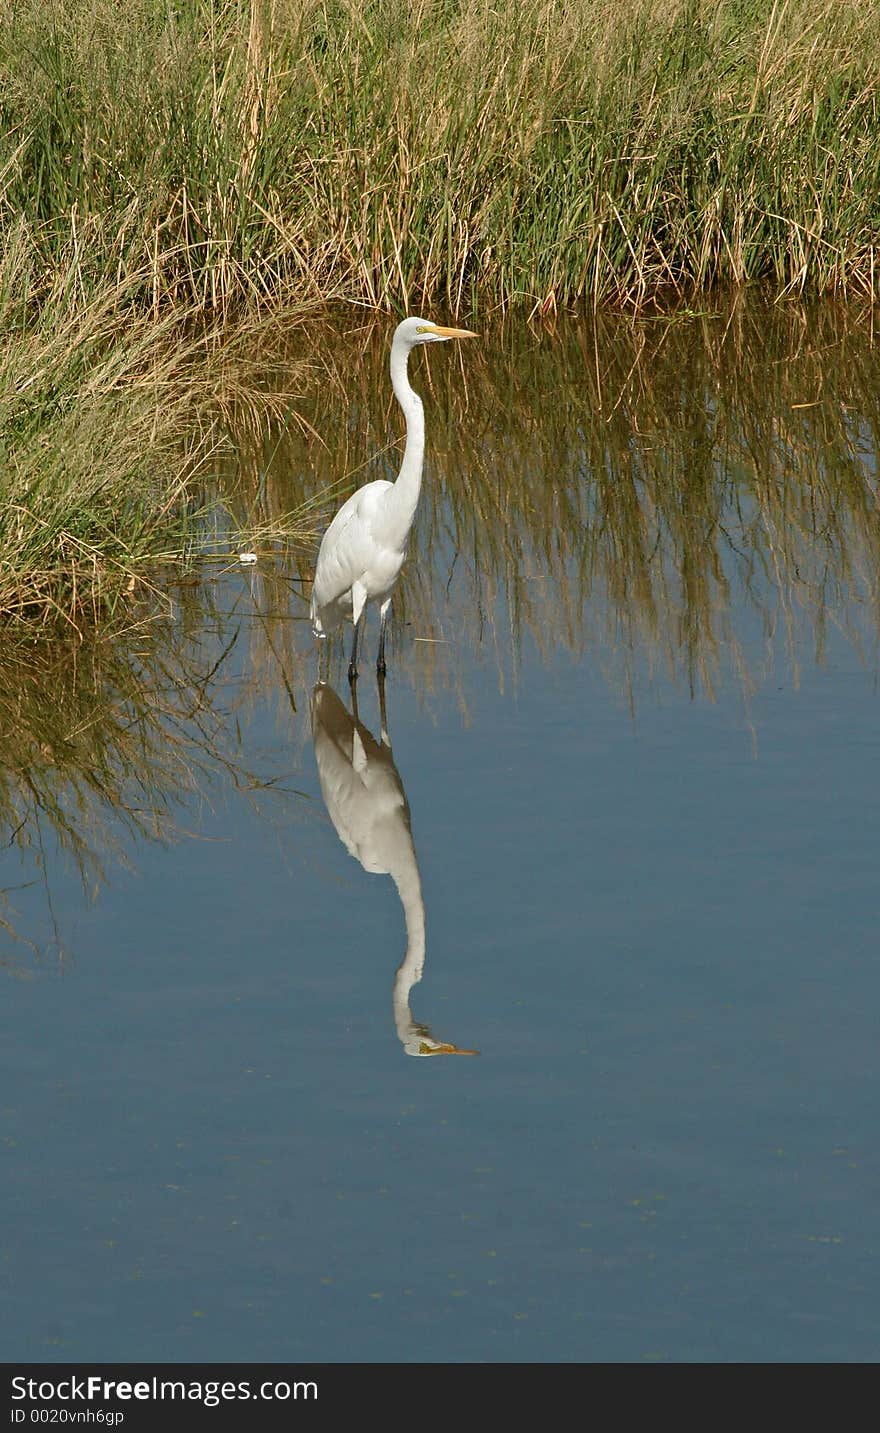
[429,324,478,339]
[418,1040,480,1056]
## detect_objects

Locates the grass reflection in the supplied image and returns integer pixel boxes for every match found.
[0,599,303,962]
[242,300,880,701]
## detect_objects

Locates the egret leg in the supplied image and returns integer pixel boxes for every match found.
[348,613,364,684]
[378,668,390,746]
[349,581,368,684]
[377,599,391,677]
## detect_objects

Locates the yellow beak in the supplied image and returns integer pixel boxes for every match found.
[429,324,478,339]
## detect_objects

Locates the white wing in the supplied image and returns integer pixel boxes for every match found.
[310,480,394,632]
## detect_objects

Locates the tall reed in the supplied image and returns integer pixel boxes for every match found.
[2,0,879,315]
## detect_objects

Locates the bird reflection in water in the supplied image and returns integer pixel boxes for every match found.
[310,680,478,1058]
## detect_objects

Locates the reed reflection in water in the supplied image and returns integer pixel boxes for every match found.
[311,679,477,1057]
[0,593,306,964]
[232,299,880,703]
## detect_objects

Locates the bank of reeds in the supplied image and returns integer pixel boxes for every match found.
[3,0,880,316]
[0,221,324,627]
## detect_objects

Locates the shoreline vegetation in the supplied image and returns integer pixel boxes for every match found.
[2,0,880,626]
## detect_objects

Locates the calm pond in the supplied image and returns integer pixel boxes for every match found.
[3,301,880,1363]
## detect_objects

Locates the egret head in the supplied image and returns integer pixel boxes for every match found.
[394,316,478,348]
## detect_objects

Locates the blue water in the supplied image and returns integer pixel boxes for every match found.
[2,574,879,1364]
[4,301,880,1364]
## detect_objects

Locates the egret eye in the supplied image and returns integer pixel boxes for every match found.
[415,325,434,334]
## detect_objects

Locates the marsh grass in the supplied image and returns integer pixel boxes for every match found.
[3,0,880,315]
[0,226,324,627]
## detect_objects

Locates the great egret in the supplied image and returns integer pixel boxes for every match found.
[310,316,477,681]
[310,680,478,1057]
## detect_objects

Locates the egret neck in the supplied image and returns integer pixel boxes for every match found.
[383,330,426,551]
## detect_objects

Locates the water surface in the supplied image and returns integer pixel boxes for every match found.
[2,301,880,1362]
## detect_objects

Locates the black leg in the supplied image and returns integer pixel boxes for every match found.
[377,605,388,677]
[378,668,389,744]
[348,614,363,684]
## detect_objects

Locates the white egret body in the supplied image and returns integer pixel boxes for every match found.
[310,681,477,1056]
[310,316,476,680]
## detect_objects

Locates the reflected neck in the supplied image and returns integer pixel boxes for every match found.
[391,857,426,1045]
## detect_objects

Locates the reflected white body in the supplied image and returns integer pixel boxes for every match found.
[310,682,476,1056]
[310,317,476,672]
